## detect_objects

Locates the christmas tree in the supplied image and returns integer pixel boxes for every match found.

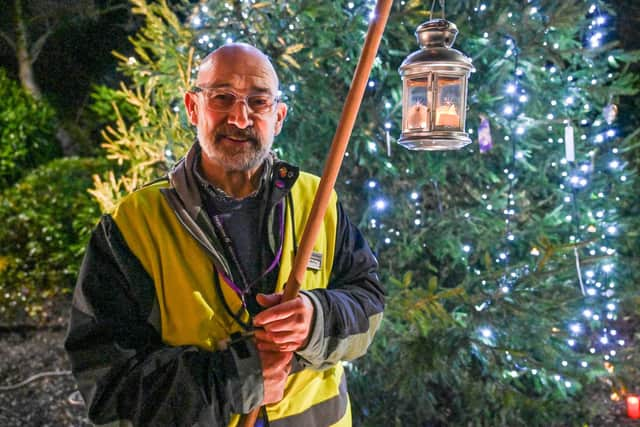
[93,0,640,425]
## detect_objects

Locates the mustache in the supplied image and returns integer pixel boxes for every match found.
[214,124,258,143]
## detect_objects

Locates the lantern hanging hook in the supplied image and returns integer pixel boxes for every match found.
[430,0,446,19]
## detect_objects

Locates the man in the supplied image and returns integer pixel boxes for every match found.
[65,43,384,427]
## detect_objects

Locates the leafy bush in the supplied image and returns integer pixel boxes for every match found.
[0,157,111,323]
[0,68,60,189]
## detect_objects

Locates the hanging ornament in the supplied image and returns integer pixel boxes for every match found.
[478,114,493,153]
[603,103,618,125]
[573,246,586,296]
[564,124,575,162]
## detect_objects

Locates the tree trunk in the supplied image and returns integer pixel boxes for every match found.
[14,0,42,99]
[14,0,76,155]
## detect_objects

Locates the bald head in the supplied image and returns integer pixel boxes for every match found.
[197,43,279,91]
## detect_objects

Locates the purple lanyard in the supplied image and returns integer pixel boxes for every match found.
[216,199,285,307]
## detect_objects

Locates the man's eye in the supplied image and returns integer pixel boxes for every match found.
[212,93,235,103]
[249,97,270,107]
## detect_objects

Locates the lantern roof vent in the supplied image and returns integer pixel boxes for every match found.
[400,19,475,74]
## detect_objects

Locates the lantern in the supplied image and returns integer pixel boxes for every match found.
[398,19,475,150]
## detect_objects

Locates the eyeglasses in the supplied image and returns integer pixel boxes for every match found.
[190,86,280,115]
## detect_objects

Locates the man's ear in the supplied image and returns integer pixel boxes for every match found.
[184,91,198,125]
[274,102,288,136]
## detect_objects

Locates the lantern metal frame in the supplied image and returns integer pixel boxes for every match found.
[398,19,475,151]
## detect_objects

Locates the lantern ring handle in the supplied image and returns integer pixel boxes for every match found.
[430,0,446,19]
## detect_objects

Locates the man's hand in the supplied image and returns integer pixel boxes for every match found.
[253,292,315,352]
[259,349,293,405]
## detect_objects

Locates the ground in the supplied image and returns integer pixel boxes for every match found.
[0,296,89,426]
[0,326,89,426]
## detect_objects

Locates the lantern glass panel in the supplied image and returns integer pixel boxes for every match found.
[405,76,431,131]
[435,75,462,128]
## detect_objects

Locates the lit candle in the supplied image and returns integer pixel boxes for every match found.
[628,395,640,419]
[435,103,459,127]
[408,102,428,129]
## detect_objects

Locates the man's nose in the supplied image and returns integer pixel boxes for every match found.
[226,100,253,129]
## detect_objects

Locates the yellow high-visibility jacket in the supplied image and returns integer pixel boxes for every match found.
[65,144,384,427]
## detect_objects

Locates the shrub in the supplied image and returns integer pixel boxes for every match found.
[0,157,111,323]
[0,68,60,189]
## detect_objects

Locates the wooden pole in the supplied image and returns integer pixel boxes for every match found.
[238,0,393,425]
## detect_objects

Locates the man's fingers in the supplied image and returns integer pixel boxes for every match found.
[257,341,299,352]
[256,292,282,308]
[253,298,302,326]
[256,329,303,344]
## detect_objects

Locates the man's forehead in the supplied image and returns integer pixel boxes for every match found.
[196,45,279,90]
